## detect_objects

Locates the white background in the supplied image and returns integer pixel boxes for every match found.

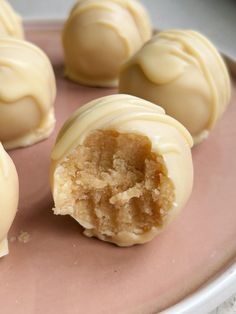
[8,0,236,59]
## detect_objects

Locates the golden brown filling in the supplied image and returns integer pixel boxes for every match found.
[54,130,175,237]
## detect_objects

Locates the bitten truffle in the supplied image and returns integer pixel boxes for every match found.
[119,30,231,144]
[0,143,19,257]
[0,37,56,149]
[0,0,24,38]
[50,94,193,246]
[62,0,152,87]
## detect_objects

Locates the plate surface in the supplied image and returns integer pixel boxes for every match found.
[0,26,236,314]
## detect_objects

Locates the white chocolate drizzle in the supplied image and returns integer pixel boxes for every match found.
[52,94,192,162]
[0,0,23,38]
[134,30,231,130]
[0,38,56,116]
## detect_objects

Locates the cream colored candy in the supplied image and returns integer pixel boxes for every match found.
[0,143,19,257]
[0,0,24,38]
[62,0,152,87]
[50,94,193,246]
[119,30,231,144]
[0,37,56,149]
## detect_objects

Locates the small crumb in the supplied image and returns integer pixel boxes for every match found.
[17,231,30,244]
[172,202,178,208]
[160,208,165,215]
[210,250,217,258]
[10,236,17,243]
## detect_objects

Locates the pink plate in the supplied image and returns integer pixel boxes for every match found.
[0,24,236,314]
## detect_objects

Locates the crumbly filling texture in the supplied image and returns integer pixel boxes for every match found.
[54,130,175,237]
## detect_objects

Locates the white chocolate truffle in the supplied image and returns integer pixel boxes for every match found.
[0,37,56,149]
[62,0,152,87]
[0,0,24,38]
[50,94,193,247]
[119,30,231,144]
[0,143,19,257]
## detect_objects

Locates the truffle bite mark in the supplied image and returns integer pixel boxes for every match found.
[53,130,174,243]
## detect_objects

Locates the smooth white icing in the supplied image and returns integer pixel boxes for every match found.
[0,0,24,38]
[0,37,56,149]
[119,29,231,144]
[63,0,152,87]
[0,143,19,257]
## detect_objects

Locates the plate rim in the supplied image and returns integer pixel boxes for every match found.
[161,259,236,313]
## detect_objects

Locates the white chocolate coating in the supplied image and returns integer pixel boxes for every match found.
[51,94,193,246]
[62,0,152,87]
[119,30,231,144]
[0,143,19,257]
[0,37,56,149]
[0,0,24,38]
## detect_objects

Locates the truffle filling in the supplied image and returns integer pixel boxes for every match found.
[54,130,175,237]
